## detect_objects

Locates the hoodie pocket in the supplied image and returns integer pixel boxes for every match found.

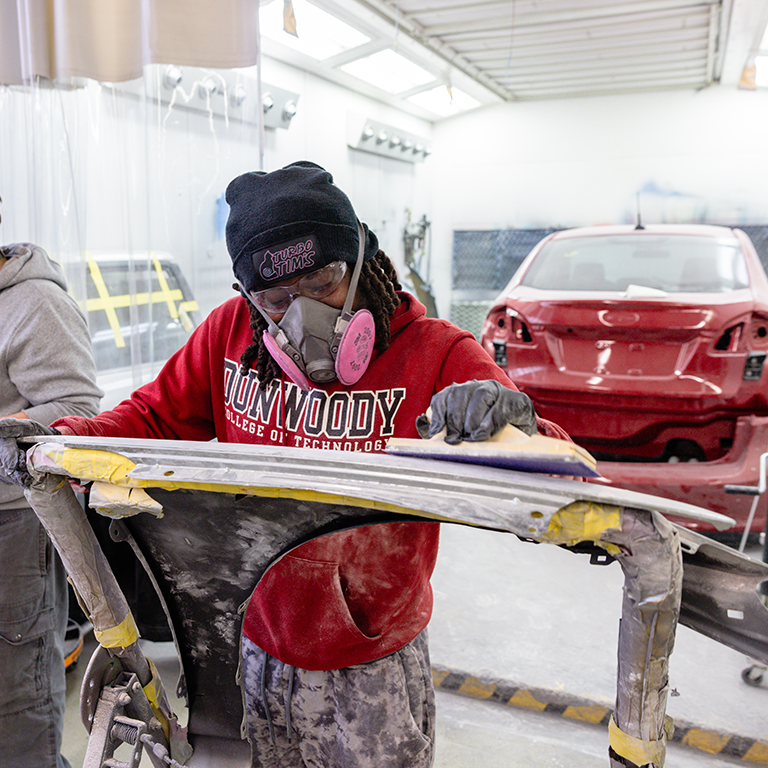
[247,554,382,668]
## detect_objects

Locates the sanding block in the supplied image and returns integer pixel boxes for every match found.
[385,424,600,477]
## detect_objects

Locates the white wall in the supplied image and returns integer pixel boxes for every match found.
[258,57,433,275]
[429,86,768,317]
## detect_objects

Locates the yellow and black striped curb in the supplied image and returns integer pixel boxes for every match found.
[432,665,768,765]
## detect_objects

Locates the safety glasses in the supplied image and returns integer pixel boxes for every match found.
[249,261,348,314]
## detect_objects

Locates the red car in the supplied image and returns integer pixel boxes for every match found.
[481,224,768,536]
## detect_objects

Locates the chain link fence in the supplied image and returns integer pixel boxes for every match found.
[450,228,559,339]
[738,226,768,272]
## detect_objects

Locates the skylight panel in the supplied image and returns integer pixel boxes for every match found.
[259,0,370,60]
[406,85,480,117]
[340,49,435,94]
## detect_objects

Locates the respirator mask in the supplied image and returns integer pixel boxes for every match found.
[242,221,375,390]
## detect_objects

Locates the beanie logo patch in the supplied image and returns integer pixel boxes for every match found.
[255,235,321,283]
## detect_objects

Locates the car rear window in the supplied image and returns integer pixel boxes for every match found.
[520,234,749,293]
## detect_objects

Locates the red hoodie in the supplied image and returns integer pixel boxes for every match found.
[55,292,568,669]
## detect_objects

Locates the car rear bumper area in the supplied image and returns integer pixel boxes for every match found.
[590,414,768,534]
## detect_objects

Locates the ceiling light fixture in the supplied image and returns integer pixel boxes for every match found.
[163,65,183,89]
[230,84,247,107]
[348,115,431,163]
[143,65,299,130]
[282,100,298,121]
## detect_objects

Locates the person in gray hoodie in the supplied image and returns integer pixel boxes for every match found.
[0,207,102,768]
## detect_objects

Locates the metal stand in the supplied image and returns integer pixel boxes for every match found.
[725,452,768,689]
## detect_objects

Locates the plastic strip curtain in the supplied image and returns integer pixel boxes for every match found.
[0,1,264,408]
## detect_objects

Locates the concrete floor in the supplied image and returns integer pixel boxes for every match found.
[61,524,768,767]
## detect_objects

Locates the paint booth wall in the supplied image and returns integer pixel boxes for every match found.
[429,86,768,318]
[0,58,432,408]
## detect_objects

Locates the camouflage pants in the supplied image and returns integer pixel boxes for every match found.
[241,631,435,768]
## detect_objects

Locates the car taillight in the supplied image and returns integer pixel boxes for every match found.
[716,314,768,378]
[485,308,533,368]
[751,317,768,344]
[715,322,744,352]
[715,315,768,353]
[496,308,532,343]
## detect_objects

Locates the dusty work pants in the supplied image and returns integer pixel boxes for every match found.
[241,630,435,768]
[0,507,71,768]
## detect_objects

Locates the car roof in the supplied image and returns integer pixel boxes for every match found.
[548,224,739,240]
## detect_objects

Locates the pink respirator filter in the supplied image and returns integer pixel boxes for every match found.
[335,309,375,385]
[262,330,311,391]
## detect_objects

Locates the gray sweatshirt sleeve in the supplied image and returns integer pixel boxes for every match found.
[2,279,102,425]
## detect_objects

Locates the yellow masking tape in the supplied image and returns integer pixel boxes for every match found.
[609,714,673,767]
[82,253,199,350]
[94,612,140,649]
[37,444,137,485]
[89,481,164,518]
[86,289,187,312]
[143,657,171,740]
[86,253,125,348]
[540,500,622,555]
[153,256,180,319]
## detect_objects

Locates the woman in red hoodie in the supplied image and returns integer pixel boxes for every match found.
[1,161,568,768]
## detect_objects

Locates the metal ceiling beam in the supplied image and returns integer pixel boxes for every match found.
[712,0,735,81]
[493,65,708,89]
[470,42,710,70]
[396,0,719,26]
[510,77,709,100]
[719,0,768,84]
[706,0,721,83]
[447,18,711,47]
[421,6,712,40]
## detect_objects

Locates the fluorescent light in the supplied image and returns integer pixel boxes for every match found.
[756,55,768,88]
[406,85,480,116]
[340,49,435,94]
[259,0,370,60]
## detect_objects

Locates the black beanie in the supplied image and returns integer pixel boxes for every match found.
[226,161,379,292]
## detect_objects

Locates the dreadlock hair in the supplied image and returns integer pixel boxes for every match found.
[238,249,403,389]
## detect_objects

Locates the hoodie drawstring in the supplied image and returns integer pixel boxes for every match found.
[260,651,297,744]
[285,664,296,742]
[261,652,276,744]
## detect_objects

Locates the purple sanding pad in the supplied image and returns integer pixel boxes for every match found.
[384,440,600,478]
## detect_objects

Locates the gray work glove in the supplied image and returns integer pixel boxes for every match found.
[416,380,537,445]
[0,418,60,487]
